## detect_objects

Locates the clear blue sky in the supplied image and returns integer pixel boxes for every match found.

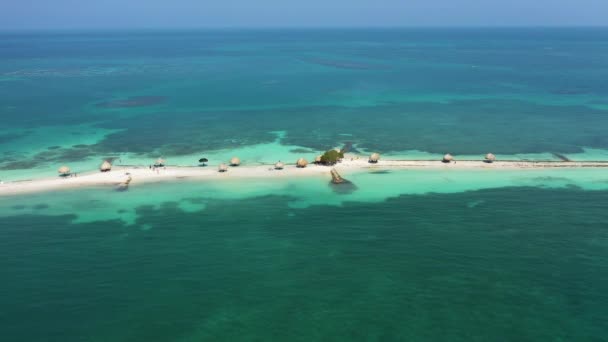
[2,0,607,30]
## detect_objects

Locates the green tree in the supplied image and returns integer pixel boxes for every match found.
[320,149,344,165]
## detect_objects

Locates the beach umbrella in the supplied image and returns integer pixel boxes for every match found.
[274,161,285,170]
[369,153,380,163]
[100,160,112,172]
[218,163,228,172]
[442,154,454,163]
[155,158,165,167]
[484,153,496,163]
[296,158,308,168]
[230,157,241,166]
[58,166,71,176]
[198,158,208,163]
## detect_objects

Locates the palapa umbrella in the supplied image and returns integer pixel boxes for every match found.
[218,163,228,172]
[58,166,71,176]
[100,160,112,172]
[442,154,454,163]
[296,158,308,168]
[230,157,241,166]
[484,153,496,163]
[369,153,380,163]
[274,161,285,170]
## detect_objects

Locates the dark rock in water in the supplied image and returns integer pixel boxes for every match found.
[33,204,49,210]
[11,205,26,210]
[370,170,391,175]
[47,146,61,150]
[96,96,166,108]
[330,180,358,195]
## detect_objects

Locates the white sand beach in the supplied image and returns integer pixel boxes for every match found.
[2,157,608,197]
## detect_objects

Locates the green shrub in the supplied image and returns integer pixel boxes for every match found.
[320,149,344,165]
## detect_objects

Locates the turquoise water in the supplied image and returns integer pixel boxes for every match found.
[2,28,608,341]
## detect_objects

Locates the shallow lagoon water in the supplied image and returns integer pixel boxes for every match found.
[2,167,607,224]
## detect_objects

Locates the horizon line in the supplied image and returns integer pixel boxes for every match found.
[1,24,608,33]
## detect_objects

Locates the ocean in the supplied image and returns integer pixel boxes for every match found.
[1,28,608,341]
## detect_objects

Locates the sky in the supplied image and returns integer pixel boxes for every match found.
[1,0,607,30]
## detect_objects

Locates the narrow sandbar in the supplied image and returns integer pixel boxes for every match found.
[1,158,608,197]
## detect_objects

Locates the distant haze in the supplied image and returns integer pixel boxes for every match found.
[1,0,607,30]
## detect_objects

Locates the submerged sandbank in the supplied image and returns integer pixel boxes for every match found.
[1,158,608,197]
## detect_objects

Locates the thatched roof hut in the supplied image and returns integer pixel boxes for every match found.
[230,157,241,166]
[100,160,112,172]
[369,153,380,163]
[442,154,454,163]
[296,158,308,168]
[484,153,496,163]
[218,163,228,172]
[274,161,285,170]
[58,166,71,176]
[154,158,165,167]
